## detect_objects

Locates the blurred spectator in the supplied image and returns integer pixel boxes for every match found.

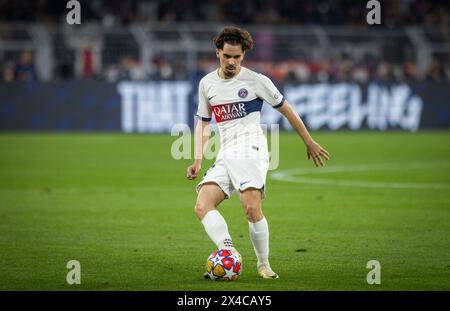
[80,49,95,79]
[403,61,419,81]
[352,65,370,83]
[1,61,15,82]
[338,59,354,82]
[14,51,37,81]
[118,55,147,81]
[103,55,147,82]
[374,61,395,83]
[425,56,446,82]
[105,55,148,82]
[150,56,174,80]
[293,62,311,83]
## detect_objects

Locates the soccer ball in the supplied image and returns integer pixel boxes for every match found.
[205,249,242,281]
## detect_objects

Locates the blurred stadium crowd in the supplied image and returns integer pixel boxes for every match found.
[0,0,449,83]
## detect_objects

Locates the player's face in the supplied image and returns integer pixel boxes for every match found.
[216,43,244,79]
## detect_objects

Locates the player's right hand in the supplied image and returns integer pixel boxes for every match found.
[186,163,201,180]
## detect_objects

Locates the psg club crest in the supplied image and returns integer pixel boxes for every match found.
[238,88,248,98]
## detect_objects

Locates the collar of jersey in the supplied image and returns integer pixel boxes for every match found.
[216,66,245,81]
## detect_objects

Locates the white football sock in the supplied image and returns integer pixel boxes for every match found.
[249,217,269,267]
[201,210,235,250]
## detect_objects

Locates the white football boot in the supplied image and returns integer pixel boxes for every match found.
[257,263,279,279]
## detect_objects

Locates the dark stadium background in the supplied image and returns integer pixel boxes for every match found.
[0,0,449,131]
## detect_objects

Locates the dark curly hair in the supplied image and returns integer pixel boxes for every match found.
[213,26,254,51]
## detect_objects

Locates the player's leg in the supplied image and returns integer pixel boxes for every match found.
[195,183,235,250]
[240,188,279,279]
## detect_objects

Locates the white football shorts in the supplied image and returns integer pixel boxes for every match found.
[196,146,269,199]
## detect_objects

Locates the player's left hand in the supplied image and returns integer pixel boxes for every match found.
[306,140,330,167]
[186,162,201,180]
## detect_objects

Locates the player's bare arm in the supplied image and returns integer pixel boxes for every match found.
[187,119,211,180]
[277,100,330,167]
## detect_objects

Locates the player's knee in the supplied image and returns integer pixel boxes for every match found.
[244,203,262,222]
[194,202,214,220]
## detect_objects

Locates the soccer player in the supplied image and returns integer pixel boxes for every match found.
[186,26,330,279]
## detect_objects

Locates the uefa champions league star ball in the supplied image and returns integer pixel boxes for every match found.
[205,249,242,281]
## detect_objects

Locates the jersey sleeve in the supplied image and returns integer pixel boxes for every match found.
[195,79,212,121]
[255,73,285,108]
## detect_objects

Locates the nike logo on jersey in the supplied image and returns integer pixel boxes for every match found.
[240,180,251,187]
[208,95,217,101]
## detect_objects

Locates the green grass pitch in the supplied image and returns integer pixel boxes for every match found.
[0,131,449,290]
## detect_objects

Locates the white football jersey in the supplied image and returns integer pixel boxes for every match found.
[196,67,284,158]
